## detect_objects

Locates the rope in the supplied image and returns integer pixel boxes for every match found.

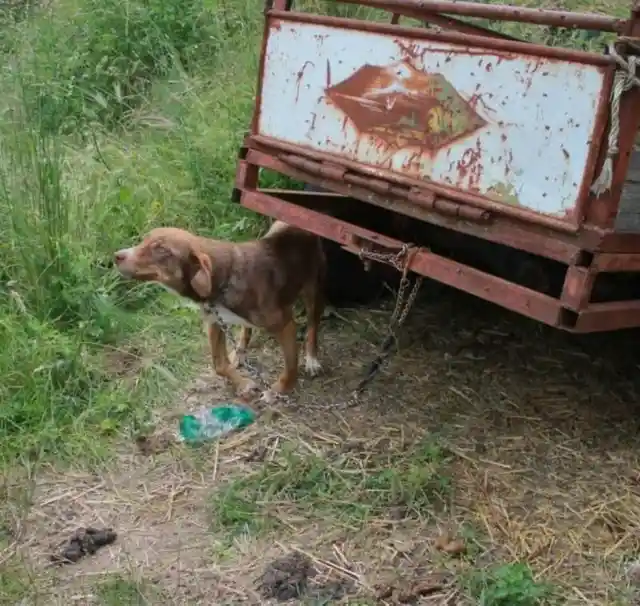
[590,45,640,197]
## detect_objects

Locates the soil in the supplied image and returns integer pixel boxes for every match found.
[257,552,316,601]
[4,283,640,604]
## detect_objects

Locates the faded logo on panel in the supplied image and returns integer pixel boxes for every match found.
[325,61,487,153]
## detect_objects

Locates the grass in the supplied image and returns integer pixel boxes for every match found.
[0,0,267,465]
[0,0,637,604]
[96,573,162,605]
[465,563,556,606]
[210,436,451,536]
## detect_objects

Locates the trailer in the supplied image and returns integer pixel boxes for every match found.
[233,0,640,333]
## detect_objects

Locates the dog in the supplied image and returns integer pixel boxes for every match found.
[114,221,326,399]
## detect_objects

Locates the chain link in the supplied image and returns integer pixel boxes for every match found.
[360,243,423,334]
[203,305,290,405]
[347,243,423,405]
[359,242,410,273]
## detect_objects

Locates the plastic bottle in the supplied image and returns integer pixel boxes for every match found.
[179,404,256,444]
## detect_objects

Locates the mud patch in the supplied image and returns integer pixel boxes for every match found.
[257,552,316,601]
[134,431,175,456]
[50,527,117,565]
[257,551,355,603]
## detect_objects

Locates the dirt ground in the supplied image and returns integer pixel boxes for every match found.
[4,281,640,605]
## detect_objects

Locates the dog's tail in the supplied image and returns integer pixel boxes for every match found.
[263,220,290,238]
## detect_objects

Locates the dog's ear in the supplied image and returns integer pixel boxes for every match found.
[189,251,213,298]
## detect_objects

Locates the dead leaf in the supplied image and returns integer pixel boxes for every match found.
[434,532,466,556]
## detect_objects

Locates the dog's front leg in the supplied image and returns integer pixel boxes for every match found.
[270,318,299,394]
[207,323,259,397]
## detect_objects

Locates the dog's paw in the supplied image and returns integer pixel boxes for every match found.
[259,389,277,405]
[238,380,261,401]
[229,348,247,368]
[304,355,323,377]
[260,389,291,405]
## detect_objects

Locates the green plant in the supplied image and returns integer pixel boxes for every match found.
[0,0,268,463]
[210,479,268,535]
[8,0,259,133]
[466,562,555,606]
[97,574,159,605]
[209,437,450,535]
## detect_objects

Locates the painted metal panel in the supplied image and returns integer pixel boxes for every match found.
[257,19,607,217]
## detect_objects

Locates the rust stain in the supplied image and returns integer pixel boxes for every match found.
[308,112,317,133]
[295,61,314,103]
[324,61,487,155]
[466,92,496,118]
[395,40,510,62]
[456,138,484,191]
[395,40,428,63]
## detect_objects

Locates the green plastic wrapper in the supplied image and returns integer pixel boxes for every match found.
[179,404,256,444]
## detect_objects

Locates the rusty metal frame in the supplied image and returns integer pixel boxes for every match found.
[241,187,565,327]
[234,182,640,333]
[233,0,640,333]
[238,147,584,264]
[388,9,524,43]
[339,0,628,33]
[252,134,585,234]
[266,9,615,65]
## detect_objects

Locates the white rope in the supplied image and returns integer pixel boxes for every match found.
[590,45,640,197]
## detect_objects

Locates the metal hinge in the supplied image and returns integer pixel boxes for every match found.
[278,152,491,223]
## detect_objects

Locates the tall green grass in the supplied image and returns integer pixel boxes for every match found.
[0,0,269,464]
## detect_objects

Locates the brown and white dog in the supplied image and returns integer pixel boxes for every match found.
[114,221,326,399]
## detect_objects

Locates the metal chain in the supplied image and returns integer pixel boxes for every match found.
[360,243,423,333]
[205,242,422,408]
[203,305,290,405]
[359,242,410,273]
[346,244,423,405]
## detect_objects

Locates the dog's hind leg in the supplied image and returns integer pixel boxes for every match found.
[270,317,299,393]
[301,281,324,377]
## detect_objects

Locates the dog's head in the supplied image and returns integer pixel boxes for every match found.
[114,227,213,300]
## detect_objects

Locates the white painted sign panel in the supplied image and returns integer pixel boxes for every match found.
[257,19,607,217]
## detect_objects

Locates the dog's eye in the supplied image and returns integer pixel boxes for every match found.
[151,245,172,261]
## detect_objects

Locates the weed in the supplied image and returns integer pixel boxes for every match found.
[97,574,159,605]
[210,479,269,536]
[0,0,264,464]
[0,552,34,605]
[209,437,450,535]
[465,562,556,606]
[9,0,245,132]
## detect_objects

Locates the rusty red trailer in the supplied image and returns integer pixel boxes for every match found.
[233,0,640,332]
